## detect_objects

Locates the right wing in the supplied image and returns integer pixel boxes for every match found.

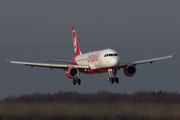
[5,60,89,70]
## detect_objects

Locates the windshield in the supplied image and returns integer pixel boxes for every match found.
[104,53,118,57]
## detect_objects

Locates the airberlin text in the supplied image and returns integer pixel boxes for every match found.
[87,53,100,62]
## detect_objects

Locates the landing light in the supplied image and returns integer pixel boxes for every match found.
[108,69,112,72]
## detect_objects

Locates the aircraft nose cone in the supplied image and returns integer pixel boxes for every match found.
[110,57,120,66]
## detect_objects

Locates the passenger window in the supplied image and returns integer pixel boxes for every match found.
[109,54,113,56]
[114,54,117,56]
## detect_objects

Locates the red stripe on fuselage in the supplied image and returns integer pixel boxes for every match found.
[82,66,117,74]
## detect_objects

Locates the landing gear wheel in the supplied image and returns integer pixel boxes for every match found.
[115,77,119,84]
[73,79,76,85]
[111,78,114,84]
[107,69,119,84]
[77,79,81,85]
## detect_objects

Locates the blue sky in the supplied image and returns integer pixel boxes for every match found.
[0,1,179,99]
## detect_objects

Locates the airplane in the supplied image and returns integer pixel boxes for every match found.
[5,26,175,85]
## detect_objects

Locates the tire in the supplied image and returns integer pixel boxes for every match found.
[77,79,81,85]
[111,78,114,84]
[73,79,76,85]
[115,77,119,84]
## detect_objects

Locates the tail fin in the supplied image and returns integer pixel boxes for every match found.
[72,26,81,56]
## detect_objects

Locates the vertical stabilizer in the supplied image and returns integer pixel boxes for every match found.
[72,26,81,56]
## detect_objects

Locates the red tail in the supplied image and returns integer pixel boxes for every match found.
[72,26,81,56]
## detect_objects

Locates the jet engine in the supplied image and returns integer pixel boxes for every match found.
[65,67,80,79]
[124,65,136,77]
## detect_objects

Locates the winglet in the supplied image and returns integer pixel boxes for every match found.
[4,60,9,64]
[172,53,175,58]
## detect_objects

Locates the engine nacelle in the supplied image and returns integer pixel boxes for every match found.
[65,67,80,79]
[124,65,136,77]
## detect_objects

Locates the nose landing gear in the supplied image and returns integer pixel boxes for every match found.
[108,69,119,84]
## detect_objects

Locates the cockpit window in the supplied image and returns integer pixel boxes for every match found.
[104,53,118,57]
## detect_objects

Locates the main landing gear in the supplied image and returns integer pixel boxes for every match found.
[108,69,119,84]
[72,78,81,85]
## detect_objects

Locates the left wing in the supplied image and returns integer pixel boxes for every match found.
[118,54,175,69]
[5,60,89,70]
[44,59,73,63]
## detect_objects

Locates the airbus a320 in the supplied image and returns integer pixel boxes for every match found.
[5,26,174,85]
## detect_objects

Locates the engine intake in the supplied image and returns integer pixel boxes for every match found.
[124,65,136,77]
[65,67,80,79]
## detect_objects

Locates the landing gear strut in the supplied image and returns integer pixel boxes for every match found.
[73,78,81,85]
[108,69,119,84]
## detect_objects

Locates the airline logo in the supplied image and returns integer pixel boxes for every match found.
[73,36,77,53]
[72,26,81,56]
[87,53,100,62]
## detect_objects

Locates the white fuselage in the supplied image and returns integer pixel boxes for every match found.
[74,49,120,74]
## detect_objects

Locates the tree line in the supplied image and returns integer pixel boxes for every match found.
[2,90,180,104]
[1,90,180,120]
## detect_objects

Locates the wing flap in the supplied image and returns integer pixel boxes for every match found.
[132,54,174,65]
[6,60,89,69]
[44,59,73,63]
[118,54,174,69]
